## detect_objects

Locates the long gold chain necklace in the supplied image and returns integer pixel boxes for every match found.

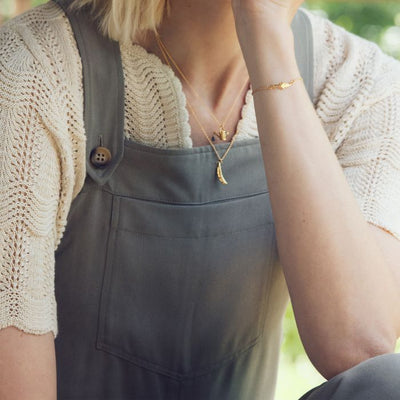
[155,33,250,184]
[155,32,249,142]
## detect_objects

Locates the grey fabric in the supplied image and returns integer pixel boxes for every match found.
[52,0,313,188]
[52,0,316,399]
[299,353,400,400]
[53,0,125,186]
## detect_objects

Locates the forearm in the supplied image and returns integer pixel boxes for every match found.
[0,327,57,399]
[244,26,400,378]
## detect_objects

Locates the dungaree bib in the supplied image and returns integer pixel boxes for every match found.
[52,1,314,398]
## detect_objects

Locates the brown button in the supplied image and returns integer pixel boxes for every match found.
[90,146,112,167]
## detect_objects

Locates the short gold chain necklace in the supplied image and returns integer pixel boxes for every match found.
[155,32,250,184]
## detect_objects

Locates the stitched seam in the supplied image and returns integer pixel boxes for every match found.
[100,188,269,206]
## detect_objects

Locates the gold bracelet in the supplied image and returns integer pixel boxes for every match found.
[252,77,303,95]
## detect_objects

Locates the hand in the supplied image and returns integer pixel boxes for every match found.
[231,0,305,28]
[230,0,303,89]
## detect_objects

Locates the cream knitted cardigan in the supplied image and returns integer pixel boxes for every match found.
[1,1,400,339]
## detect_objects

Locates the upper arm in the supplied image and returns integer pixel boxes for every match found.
[315,13,400,258]
[0,7,84,337]
[0,19,62,400]
[0,61,60,337]
[309,10,400,332]
[0,327,57,400]
[368,223,400,308]
[1,9,86,399]
[331,42,400,335]
[335,81,400,250]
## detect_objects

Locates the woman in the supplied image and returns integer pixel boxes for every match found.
[1,0,400,399]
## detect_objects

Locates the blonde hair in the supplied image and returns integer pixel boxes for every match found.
[68,0,171,45]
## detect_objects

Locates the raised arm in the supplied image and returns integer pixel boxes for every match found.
[232,0,400,379]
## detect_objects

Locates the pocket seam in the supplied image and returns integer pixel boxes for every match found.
[116,221,274,239]
[96,197,275,379]
[96,331,262,380]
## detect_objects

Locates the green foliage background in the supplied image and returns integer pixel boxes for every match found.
[304,1,400,59]
[2,1,400,398]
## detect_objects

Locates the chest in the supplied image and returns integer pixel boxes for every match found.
[120,44,257,149]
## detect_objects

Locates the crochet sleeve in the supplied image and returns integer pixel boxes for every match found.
[306,9,400,241]
[0,5,86,338]
[336,81,400,241]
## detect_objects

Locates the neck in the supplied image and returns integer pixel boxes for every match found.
[137,0,249,106]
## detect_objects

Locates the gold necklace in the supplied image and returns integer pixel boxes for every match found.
[155,32,249,142]
[186,97,241,185]
[154,33,249,184]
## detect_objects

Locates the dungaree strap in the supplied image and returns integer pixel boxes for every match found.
[292,9,314,100]
[52,0,125,186]
[52,0,314,186]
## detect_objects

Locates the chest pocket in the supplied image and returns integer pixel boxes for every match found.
[96,190,277,379]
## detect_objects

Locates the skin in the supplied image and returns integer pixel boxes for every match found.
[142,0,400,380]
[233,0,400,379]
[0,328,56,399]
[1,0,400,397]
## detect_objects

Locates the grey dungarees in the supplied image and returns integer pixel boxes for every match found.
[52,1,316,398]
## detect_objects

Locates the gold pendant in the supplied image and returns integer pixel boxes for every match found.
[216,161,228,185]
[215,126,229,141]
[279,82,292,89]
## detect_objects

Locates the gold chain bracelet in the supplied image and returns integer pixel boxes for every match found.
[252,77,303,95]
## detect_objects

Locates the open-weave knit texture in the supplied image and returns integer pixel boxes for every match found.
[1,1,399,338]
